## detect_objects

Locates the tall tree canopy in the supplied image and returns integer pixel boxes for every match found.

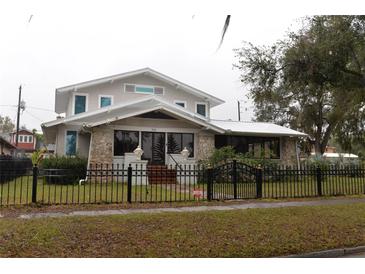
[0,115,15,133]
[234,16,365,155]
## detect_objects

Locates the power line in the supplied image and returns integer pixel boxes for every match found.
[24,110,43,122]
[0,104,55,113]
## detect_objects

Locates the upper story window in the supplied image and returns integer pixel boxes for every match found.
[99,95,113,108]
[15,134,34,143]
[196,102,207,117]
[124,84,164,95]
[174,100,186,108]
[74,94,87,114]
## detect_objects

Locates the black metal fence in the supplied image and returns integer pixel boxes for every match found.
[1,160,365,206]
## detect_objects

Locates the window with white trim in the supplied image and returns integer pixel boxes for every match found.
[99,95,113,108]
[124,84,164,95]
[174,100,186,108]
[74,94,87,114]
[196,103,207,117]
[65,131,77,156]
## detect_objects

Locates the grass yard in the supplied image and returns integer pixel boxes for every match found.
[1,174,365,206]
[2,203,365,257]
[211,176,365,199]
[0,176,205,205]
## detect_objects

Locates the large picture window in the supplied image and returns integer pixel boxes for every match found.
[114,130,139,156]
[167,133,194,157]
[215,135,280,159]
[65,131,77,156]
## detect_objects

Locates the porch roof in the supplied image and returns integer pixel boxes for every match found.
[210,119,307,137]
[42,96,225,133]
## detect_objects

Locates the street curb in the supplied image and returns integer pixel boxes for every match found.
[284,246,365,258]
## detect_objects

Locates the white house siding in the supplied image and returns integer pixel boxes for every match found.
[64,74,208,118]
[55,125,89,158]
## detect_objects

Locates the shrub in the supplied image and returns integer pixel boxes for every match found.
[41,156,87,184]
[0,157,32,184]
[203,146,276,167]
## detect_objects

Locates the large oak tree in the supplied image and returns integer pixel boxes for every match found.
[234,16,365,155]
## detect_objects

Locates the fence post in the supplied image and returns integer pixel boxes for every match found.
[256,165,263,199]
[127,164,132,203]
[316,166,322,196]
[207,167,213,201]
[32,165,38,203]
[232,160,238,199]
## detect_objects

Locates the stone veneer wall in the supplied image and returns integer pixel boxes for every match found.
[280,137,298,166]
[197,131,215,161]
[88,125,113,167]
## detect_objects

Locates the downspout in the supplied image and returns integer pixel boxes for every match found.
[80,124,93,184]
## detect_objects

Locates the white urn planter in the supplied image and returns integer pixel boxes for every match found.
[181,147,189,161]
[133,145,144,161]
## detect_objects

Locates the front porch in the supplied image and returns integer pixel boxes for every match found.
[87,111,218,185]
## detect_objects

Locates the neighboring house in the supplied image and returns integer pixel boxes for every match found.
[0,136,16,156]
[42,67,306,168]
[10,129,37,154]
[310,152,360,164]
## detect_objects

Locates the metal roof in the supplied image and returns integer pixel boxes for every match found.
[210,119,307,137]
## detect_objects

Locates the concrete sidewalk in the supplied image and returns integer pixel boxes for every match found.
[13,197,365,219]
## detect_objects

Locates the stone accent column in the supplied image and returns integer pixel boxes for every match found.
[281,137,298,166]
[197,131,215,161]
[89,125,113,167]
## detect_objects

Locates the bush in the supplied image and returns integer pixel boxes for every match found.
[0,157,32,184]
[203,146,276,167]
[41,156,87,184]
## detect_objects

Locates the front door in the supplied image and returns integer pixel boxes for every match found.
[141,132,165,165]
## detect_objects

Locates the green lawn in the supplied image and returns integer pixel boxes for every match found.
[211,176,365,199]
[2,203,365,257]
[1,174,365,205]
[0,176,205,205]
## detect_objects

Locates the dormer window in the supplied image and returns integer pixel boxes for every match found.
[74,94,88,114]
[99,95,113,108]
[174,100,186,108]
[124,84,164,95]
[196,102,207,117]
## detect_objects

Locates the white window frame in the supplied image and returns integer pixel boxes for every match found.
[123,83,165,95]
[19,135,23,143]
[28,135,33,143]
[64,130,78,156]
[195,102,208,117]
[98,95,114,108]
[72,93,88,115]
[173,100,187,108]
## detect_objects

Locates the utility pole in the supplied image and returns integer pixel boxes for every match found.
[15,85,22,147]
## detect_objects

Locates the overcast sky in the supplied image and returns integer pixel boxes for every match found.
[0,0,360,131]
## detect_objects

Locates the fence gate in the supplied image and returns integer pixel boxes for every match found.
[210,161,258,200]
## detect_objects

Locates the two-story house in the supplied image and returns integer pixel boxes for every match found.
[10,129,37,154]
[42,68,306,168]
